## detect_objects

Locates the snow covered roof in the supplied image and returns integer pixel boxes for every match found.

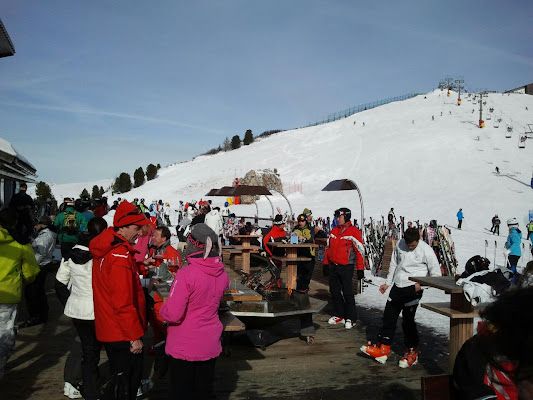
[0,137,37,183]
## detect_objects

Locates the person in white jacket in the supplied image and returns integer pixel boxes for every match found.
[24,216,57,327]
[361,227,441,368]
[55,217,107,400]
[205,207,224,237]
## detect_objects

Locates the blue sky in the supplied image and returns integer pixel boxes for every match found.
[1,1,532,184]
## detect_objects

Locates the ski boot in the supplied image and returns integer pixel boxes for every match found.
[398,347,419,368]
[360,342,390,364]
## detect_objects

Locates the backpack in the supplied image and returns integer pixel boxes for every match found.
[63,211,79,236]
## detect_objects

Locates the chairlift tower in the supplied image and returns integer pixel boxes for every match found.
[455,79,464,105]
[478,90,487,128]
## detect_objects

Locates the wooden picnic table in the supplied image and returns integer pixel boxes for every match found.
[409,276,481,372]
[155,275,261,331]
[267,242,319,290]
[228,235,262,273]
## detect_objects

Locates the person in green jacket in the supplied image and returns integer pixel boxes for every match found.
[293,214,316,292]
[0,208,40,380]
[54,199,87,260]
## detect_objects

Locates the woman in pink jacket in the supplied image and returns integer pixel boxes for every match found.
[160,223,229,399]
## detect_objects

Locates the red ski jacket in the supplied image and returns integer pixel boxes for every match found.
[263,225,287,256]
[148,242,182,267]
[324,222,364,269]
[90,227,147,342]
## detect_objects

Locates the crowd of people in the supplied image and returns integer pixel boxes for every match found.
[1,182,533,399]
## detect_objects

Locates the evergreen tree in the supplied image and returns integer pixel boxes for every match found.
[146,163,158,181]
[134,167,145,188]
[118,172,132,193]
[157,163,161,169]
[80,188,90,199]
[223,137,231,151]
[231,135,241,149]
[91,185,100,199]
[99,186,105,197]
[34,181,55,206]
[243,129,254,145]
[112,177,121,194]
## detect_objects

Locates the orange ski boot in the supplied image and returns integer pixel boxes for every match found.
[360,342,390,364]
[398,347,419,368]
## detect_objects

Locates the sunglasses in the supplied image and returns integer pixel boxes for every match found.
[116,207,142,224]
[334,210,347,218]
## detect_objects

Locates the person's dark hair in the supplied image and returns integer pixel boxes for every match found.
[0,208,17,230]
[404,227,419,244]
[88,217,108,238]
[20,183,28,190]
[478,287,533,383]
[157,226,171,241]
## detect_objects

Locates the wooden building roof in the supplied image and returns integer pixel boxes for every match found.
[0,19,15,58]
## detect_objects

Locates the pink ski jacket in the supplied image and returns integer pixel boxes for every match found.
[160,252,229,361]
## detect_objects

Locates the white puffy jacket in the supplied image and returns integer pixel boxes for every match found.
[55,244,95,320]
[205,209,224,236]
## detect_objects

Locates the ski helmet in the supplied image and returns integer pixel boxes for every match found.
[507,218,519,227]
[335,208,351,221]
[224,201,229,207]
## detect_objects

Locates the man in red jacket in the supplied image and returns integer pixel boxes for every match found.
[90,201,150,400]
[323,208,364,330]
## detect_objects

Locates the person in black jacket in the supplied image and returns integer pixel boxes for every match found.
[9,183,35,241]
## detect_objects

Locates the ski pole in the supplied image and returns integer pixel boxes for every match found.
[494,241,497,268]
[484,240,488,258]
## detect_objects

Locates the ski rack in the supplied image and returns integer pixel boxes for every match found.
[435,224,458,276]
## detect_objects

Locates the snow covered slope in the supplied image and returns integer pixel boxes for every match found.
[28,89,533,338]
[29,89,533,265]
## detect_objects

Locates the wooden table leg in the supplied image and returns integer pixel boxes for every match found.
[286,249,297,290]
[241,250,250,274]
[448,292,474,372]
[449,318,473,372]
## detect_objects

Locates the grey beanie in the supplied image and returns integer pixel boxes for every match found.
[186,223,220,259]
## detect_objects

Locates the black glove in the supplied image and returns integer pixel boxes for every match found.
[357,270,365,280]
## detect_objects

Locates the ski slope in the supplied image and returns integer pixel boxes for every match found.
[28,89,533,338]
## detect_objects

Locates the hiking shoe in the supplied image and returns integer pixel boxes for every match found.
[64,382,82,399]
[360,342,390,364]
[398,347,419,368]
[345,319,354,329]
[137,379,153,397]
[328,316,345,325]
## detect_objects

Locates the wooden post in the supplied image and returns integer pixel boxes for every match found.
[286,248,298,290]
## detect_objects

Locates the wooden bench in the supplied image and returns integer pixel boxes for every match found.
[219,311,246,357]
[219,311,246,332]
[421,374,452,400]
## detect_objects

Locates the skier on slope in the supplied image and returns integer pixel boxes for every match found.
[490,215,501,235]
[457,208,464,229]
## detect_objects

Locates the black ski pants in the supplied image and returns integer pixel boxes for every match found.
[458,219,463,229]
[72,319,101,400]
[103,341,144,400]
[168,357,216,400]
[328,263,357,322]
[24,264,50,322]
[377,285,423,348]
[297,258,315,292]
